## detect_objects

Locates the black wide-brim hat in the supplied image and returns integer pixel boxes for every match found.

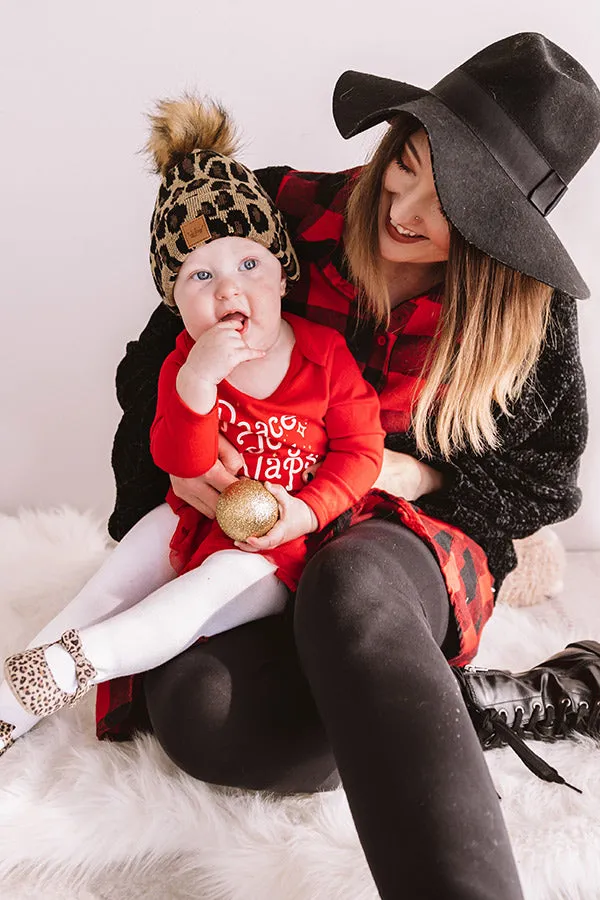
[333,33,600,299]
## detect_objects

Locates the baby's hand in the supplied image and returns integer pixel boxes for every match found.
[234,483,318,553]
[185,320,265,386]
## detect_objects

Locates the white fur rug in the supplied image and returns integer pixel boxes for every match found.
[0,508,599,900]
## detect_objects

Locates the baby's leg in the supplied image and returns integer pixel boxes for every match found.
[49,550,288,690]
[0,503,177,744]
[29,503,178,643]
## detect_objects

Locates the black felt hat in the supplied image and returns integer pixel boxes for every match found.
[333,33,600,299]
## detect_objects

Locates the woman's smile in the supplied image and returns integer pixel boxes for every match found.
[385,218,427,244]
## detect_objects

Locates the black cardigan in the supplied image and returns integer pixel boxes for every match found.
[108,169,588,593]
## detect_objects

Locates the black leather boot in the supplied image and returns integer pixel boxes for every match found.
[453,641,600,790]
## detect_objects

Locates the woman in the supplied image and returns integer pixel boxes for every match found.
[104,33,599,900]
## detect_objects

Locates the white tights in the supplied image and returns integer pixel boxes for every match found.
[0,504,288,742]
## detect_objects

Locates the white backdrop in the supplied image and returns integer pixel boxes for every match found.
[1,0,599,549]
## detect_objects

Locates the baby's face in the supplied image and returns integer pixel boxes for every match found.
[173,237,286,350]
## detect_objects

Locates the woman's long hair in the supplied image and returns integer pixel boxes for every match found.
[345,114,553,459]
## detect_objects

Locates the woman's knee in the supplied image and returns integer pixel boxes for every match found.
[294,521,449,651]
[296,523,402,616]
[144,648,232,778]
[143,619,339,792]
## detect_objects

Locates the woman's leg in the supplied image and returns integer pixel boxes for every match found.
[293,519,524,900]
[0,503,177,744]
[144,605,340,793]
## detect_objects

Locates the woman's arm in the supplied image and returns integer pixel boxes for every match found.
[389,293,587,541]
[374,449,444,501]
[108,303,181,541]
[417,367,586,539]
[253,166,293,202]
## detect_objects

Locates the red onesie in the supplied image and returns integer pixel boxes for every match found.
[150,312,385,590]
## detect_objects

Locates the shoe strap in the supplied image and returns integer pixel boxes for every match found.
[60,630,97,689]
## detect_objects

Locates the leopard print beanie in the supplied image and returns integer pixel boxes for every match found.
[147,95,300,306]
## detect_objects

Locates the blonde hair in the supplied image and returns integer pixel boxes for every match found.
[345,115,553,459]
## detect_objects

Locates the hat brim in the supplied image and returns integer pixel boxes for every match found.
[333,71,589,299]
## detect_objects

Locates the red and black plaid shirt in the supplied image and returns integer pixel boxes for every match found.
[101,165,586,740]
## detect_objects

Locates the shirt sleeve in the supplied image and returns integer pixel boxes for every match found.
[297,335,385,529]
[150,333,220,478]
[389,293,588,542]
[254,166,293,203]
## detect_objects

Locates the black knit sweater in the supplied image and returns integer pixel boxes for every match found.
[108,169,588,593]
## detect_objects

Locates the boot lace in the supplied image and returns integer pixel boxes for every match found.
[471,699,600,793]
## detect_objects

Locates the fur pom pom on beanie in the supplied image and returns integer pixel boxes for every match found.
[147,94,299,306]
[147,95,240,174]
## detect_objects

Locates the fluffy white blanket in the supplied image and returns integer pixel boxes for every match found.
[0,508,599,900]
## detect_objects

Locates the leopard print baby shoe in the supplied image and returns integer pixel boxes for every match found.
[0,720,15,756]
[4,629,97,718]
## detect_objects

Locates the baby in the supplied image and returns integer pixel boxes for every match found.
[0,96,384,753]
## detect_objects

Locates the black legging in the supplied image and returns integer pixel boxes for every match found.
[144,520,524,900]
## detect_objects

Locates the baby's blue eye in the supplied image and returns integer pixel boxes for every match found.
[192,271,211,281]
[240,258,258,271]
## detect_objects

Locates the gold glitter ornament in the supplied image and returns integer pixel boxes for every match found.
[216,479,279,542]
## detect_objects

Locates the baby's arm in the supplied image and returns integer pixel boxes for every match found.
[150,332,220,477]
[239,335,384,553]
[151,322,264,478]
[295,335,385,528]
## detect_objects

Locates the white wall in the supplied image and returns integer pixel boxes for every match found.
[1,0,599,549]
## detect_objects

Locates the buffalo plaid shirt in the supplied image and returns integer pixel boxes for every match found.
[108,166,587,594]
[98,165,587,741]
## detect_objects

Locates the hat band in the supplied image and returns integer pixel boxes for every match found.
[430,69,567,216]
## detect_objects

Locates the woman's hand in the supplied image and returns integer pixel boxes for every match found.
[373,449,444,501]
[169,433,245,518]
[234,483,319,553]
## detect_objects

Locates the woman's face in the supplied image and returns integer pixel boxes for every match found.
[378,128,451,265]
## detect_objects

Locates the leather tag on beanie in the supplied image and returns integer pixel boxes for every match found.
[181,215,211,249]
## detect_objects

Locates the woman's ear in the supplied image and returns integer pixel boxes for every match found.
[280,275,287,296]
